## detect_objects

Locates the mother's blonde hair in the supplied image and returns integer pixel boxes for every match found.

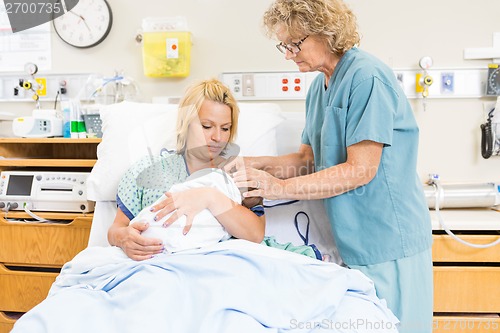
[176,78,239,154]
[263,0,360,56]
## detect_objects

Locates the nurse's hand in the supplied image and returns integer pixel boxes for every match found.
[221,155,246,174]
[231,167,285,200]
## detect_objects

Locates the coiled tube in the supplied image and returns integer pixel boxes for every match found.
[480,108,495,159]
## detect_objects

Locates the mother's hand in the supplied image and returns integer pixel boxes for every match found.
[149,188,215,235]
[110,221,164,261]
[231,167,285,200]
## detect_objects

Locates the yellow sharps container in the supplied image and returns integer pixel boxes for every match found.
[142,17,192,78]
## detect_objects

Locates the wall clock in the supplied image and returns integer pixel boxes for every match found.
[53,0,113,48]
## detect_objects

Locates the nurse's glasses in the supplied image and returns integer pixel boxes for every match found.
[276,36,309,54]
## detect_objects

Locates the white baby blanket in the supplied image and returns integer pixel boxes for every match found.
[129,168,241,253]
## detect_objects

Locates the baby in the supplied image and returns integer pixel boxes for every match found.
[129,168,242,253]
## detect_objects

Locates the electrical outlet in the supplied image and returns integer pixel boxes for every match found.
[233,77,241,93]
[278,74,305,98]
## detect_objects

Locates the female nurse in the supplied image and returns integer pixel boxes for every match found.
[228,1,433,332]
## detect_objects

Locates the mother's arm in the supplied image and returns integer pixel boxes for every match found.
[107,209,164,261]
[150,188,265,243]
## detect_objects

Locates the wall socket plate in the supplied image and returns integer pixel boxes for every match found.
[221,71,319,100]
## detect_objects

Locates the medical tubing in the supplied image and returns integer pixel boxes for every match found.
[293,211,323,260]
[263,200,310,242]
[294,211,310,245]
[480,120,493,159]
[432,183,500,249]
[89,75,124,99]
[53,90,61,110]
[23,203,50,223]
[263,200,299,208]
[480,108,495,159]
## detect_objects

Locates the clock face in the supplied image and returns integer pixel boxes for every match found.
[52,0,113,48]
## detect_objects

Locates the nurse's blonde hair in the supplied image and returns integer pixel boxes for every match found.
[176,78,239,154]
[263,0,360,56]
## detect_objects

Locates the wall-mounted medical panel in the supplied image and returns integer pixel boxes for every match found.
[221,71,319,101]
[221,68,490,101]
[394,68,489,99]
[0,73,90,102]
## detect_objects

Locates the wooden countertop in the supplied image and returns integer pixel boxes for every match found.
[430,208,500,231]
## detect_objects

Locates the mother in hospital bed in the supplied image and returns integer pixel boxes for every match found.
[106,78,266,260]
[11,78,401,333]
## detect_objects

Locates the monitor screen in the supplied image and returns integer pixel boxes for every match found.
[6,175,34,196]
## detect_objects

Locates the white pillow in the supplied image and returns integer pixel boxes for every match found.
[86,101,177,201]
[236,103,284,156]
[86,101,284,201]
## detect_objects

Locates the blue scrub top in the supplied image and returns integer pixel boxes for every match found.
[302,48,432,266]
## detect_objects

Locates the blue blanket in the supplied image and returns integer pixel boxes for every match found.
[12,240,399,333]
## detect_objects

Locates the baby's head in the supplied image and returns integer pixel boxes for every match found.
[241,187,263,209]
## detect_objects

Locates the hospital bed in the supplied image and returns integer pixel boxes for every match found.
[10,101,399,333]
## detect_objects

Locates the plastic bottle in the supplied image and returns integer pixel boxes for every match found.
[60,99,71,138]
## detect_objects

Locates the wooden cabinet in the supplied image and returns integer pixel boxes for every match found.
[0,214,92,267]
[433,316,500,333]
[432,232,500,332]
[0,138,99,333]
[0,312,17,333]
[432,234,500,263]
[0,138,100,170]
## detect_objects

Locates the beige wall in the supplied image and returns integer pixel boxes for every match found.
[1,0,500,182]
